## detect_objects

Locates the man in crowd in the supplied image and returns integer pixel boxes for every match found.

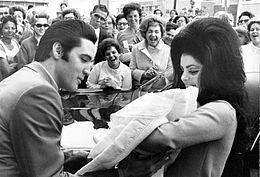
[79,4,112,88]
[0,20,97,177]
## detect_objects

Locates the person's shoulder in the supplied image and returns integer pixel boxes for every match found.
[201,100,236,120]
[100,28,112,38]
[120,62,131,70]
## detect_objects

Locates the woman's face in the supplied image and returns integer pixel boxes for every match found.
[1,21,16,39]
[126,10,140,29]
[13,10,24,25]
[180,53,202,88]
[146,23,162,47]
[249,23,260,45]
[117,18,128,31]
[177,17,187,27]
[105,46,120,69]
[33,18,49,37]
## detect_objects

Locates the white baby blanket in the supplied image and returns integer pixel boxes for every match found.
[76,87,199,176]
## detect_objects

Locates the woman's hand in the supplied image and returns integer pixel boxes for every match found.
[143,67,159,79]
[98,78,117,89]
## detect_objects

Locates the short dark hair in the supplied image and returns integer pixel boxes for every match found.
[60,2,67,8]
[61,8,80,20]
[171,17,249,153]
[116,13,125,24]
[92,4,109,16]
[153,8,163,16]
[238,11,254,20]
[99,38,121,58]
[123,2,142,19]
[166,22,178,31]
[247,19,260,32]
[173,15,189,24]
[35,20,97,62]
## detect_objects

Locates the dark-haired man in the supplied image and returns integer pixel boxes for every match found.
[0,20,96,177]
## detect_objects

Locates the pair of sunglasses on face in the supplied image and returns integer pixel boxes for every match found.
[35,23,49,28]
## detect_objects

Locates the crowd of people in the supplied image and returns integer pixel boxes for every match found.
[0,1,259,177]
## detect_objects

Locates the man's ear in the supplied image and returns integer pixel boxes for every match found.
[52,42,63,59]
[90,11,93,17]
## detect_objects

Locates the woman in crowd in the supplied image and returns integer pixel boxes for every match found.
[168,9,178,24]
[173,15,189,33]
[241,18,260,73]
[117,2,143,65]
[0,15,20,81]
[9,5,27,43]
[162,22,178,46]
[130,15,173,90]
[116,13,128,32]
[61,8,80,20]
[87,38,132,90]
[14,7,50,70]
[119,17,250,177]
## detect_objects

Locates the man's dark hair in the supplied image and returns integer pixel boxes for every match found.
[35,20,97,62]
[238,11,254,20]
[116,13,125,24]
[166,22,178,31]
[60,2,67,8]
[154,8,163,16]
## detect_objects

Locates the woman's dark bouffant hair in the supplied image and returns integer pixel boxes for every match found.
[122,2,142,19]
[0,15,17,32]
[171,17,250,153]
[99,38,122,58]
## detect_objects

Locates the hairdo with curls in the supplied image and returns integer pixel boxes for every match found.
[0,15,17,32]
[9,5,26,19]
[122,2,142,19]
[61,8,80,20]
[139,14,166,39]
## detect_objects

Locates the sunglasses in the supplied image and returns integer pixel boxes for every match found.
[35,23,49,28]
[239,19,249,24]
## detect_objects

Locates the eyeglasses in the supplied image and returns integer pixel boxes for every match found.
[239,19,249,24]
[35,23,49,28]
[93,13,106,23]
[118,22,128,26]
[0,12,8,15]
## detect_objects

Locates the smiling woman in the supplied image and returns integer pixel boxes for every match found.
[87,38,132,91]
[130,14,174,90]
